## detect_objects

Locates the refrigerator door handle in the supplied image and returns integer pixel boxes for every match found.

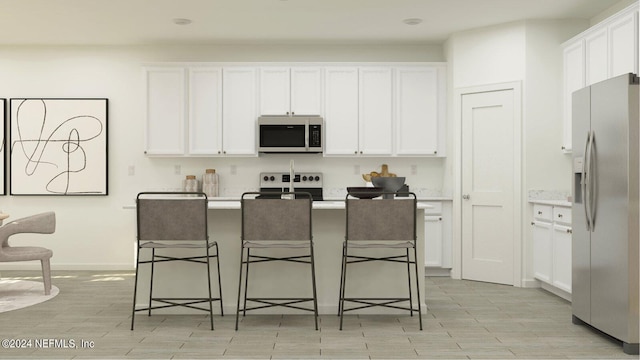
[589,131,597,229]
[583,131,592,231]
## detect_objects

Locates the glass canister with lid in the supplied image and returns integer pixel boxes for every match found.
[202,169,218,198]
[183,175,199,192]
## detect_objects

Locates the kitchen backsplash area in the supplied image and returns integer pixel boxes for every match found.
[130,155,451,200]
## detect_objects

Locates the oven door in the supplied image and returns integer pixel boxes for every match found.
[259,124,307,152]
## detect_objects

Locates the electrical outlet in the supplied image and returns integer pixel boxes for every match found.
[174,165,181,175]
[230,165,237,175]
[128,165,135,176]
[411,165,417,175]
[354,165,360,175]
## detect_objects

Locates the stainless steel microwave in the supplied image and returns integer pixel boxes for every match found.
[258,116,323,153]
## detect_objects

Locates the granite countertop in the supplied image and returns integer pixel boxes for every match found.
[529,199,572,207]
[528,190,571,207]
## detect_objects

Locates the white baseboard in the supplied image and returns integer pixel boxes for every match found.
[521,278,540,288]
[425,267,451,277]
[540,282,572,302]
[0,263,134,271]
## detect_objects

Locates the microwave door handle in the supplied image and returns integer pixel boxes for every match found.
[305,120,309,150]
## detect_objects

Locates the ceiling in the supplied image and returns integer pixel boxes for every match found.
[0,0,623,46]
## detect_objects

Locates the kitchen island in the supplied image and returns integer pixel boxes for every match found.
[131,199,429,315]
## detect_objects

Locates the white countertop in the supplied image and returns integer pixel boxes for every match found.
[125,199,433,210]
[528,199,572,207]
[206,199,434,210]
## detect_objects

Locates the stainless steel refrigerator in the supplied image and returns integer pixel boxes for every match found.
[572,73,639,355]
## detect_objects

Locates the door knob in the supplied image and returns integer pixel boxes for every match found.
[462,194,470,200]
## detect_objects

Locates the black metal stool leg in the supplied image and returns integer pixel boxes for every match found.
[131,246,141,330]
[406,248,413,317]
[310,243,319,330]
[206,243,214,330]
[413,245,423,330]
[235,245,246,331]
[215,244,224,316]
[148,248,156,316]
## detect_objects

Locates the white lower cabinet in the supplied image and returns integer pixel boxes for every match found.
[532,219,553,283]
[552,224,572,293]
[531,204,572,295]
[424,201,452,269]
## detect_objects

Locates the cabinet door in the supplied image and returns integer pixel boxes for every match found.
[608,10,639,78]
[552,224,572,293]
[532,220,553,284]
[290,67,322,116]
[144,67,186,155]
[222,67,257,155]
[359,67,393,155]
[395,67,439,155]
[259,67,290,116]
[562,40,585,152]
[188,67,222,155]
[585,28,608,85]
[424,215,443,267]
[324,67,359,155]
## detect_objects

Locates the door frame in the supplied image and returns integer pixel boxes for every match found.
[452,81,523,287]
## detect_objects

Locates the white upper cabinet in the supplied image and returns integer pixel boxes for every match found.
[562,3,639,153]
[324,64,446,157]
[259,67,322,116]
[585,28,608,85]
[145,62,446,158]
[324,66,394,156]
[395,66,444,156]
[222,67,258,155]
[608,10,639,78]
[562,41,585,152]
[324,67,359,155]
[188,67,222,155]
[359,67,393,155]
[144,67,186,155]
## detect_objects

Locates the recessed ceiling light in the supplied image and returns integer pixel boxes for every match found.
[173,18,192,25]
[403,18,422,26]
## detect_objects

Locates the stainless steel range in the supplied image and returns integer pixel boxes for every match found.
[259,172,323,201]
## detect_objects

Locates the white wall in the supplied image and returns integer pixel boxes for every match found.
[445,19,588,284]
[590,0,638,25]
[0,44,447,270]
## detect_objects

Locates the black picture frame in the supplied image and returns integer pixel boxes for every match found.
[9,98,108,196]
[0,99,6,196]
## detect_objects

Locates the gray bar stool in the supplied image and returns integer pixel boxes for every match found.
[236,192,318,330]
[131,192,223,330]
[338,192,423,330]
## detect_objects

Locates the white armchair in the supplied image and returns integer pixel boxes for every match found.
[0,212,56,295]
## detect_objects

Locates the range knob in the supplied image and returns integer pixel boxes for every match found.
[263,176,269,181]
[302,176,308,181]
[314,176,320,181]
[269,176,275,181]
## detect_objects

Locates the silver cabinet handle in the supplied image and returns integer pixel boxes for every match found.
[462,194,470,200]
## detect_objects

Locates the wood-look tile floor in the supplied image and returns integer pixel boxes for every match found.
[0,271,635,359]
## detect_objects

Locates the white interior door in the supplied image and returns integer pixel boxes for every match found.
[461,89,517,285]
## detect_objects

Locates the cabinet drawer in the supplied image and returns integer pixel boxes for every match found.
[533,204,553,221]
[423,201,442,215]
[553,206,572,225]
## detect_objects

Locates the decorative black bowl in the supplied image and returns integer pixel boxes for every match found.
[347,187,383,199]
